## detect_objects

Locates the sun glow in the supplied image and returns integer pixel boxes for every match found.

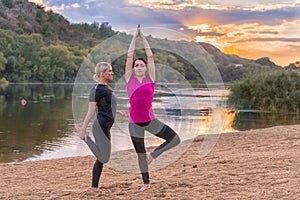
[223,46,239,55]
[197,109,239,135]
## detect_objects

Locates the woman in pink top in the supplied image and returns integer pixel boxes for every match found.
[125,25,181,191]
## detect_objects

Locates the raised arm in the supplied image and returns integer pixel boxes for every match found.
[140,28,155,82]
[125,27,139,83]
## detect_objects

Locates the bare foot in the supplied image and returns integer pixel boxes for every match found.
[146,153,154,165]
[91,187,101,192]
[139,184,150,191]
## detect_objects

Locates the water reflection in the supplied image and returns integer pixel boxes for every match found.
[0,84,74,163]
[233,111,300,131]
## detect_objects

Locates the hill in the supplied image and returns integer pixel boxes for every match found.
[0,0,115,46]
[0,0,37,31]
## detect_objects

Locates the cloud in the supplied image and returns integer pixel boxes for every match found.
[233,20,300,42]
[54,0,185,31]
[28,0,44,5]
[212,19,300,65]
[236,37,300,43]
[69,3,80,9]
[126,0,300,12]
[38,0,300,30]
[91,16,105,20]
[181,6,300,26]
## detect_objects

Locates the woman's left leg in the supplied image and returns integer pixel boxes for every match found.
[129,123,150,185]
[146,119,181,159]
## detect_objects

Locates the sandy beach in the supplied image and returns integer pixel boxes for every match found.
[0,125,299,199]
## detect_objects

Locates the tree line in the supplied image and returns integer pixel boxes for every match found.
[0,26,281,84]
[0,29,87,82]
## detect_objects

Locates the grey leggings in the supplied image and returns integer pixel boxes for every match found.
[85,119,113,188]
[129,119,181,184]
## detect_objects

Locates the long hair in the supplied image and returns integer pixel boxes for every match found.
[93,62,111,82]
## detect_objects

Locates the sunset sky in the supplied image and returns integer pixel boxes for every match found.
[29,0,300,66]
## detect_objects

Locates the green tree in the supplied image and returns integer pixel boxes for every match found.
[0,52,7,71]
[99,22,114,38]
[35,45,83,82]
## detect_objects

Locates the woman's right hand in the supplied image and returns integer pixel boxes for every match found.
[79,129,88,141]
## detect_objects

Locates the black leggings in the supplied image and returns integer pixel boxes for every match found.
[85,119,113,188]
[129,119,181,184]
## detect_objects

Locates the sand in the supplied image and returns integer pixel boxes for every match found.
[0,125,299,199]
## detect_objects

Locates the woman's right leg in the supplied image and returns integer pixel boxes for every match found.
[85,120,111,163]
[129,123,150,185]
[91,160,103,188]
[86,120,112,189]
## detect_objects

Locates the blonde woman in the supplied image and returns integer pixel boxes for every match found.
[79,62,126,192]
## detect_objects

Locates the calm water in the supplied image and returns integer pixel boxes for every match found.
[0,84,300,163]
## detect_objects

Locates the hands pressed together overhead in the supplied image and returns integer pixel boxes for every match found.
[134,24,145,38]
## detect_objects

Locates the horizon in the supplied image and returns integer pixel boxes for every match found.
[28,0,300,67]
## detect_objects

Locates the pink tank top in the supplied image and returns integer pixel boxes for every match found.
[126,75,156,123]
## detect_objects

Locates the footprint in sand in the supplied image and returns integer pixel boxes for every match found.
[292,139,300,146]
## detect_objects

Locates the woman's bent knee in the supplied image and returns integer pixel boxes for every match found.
[172,134,181,146]
[101,154,110,163]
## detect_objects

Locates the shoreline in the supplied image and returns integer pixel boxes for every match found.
[1,125,299,199]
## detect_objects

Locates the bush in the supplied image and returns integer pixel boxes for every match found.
[228,70,300,113]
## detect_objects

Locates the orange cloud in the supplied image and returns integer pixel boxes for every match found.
[187,19,300,66]
[127,0,298,12]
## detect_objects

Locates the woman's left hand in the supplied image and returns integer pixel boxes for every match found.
[117,110,128,117]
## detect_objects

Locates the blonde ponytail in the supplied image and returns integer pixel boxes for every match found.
[93,74,98,82]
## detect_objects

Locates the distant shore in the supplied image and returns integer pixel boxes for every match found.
[0,125,299,199]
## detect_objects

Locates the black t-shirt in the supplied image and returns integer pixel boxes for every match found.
[89,84,116,122]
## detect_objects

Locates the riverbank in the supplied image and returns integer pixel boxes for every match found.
[0,125,299,199]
